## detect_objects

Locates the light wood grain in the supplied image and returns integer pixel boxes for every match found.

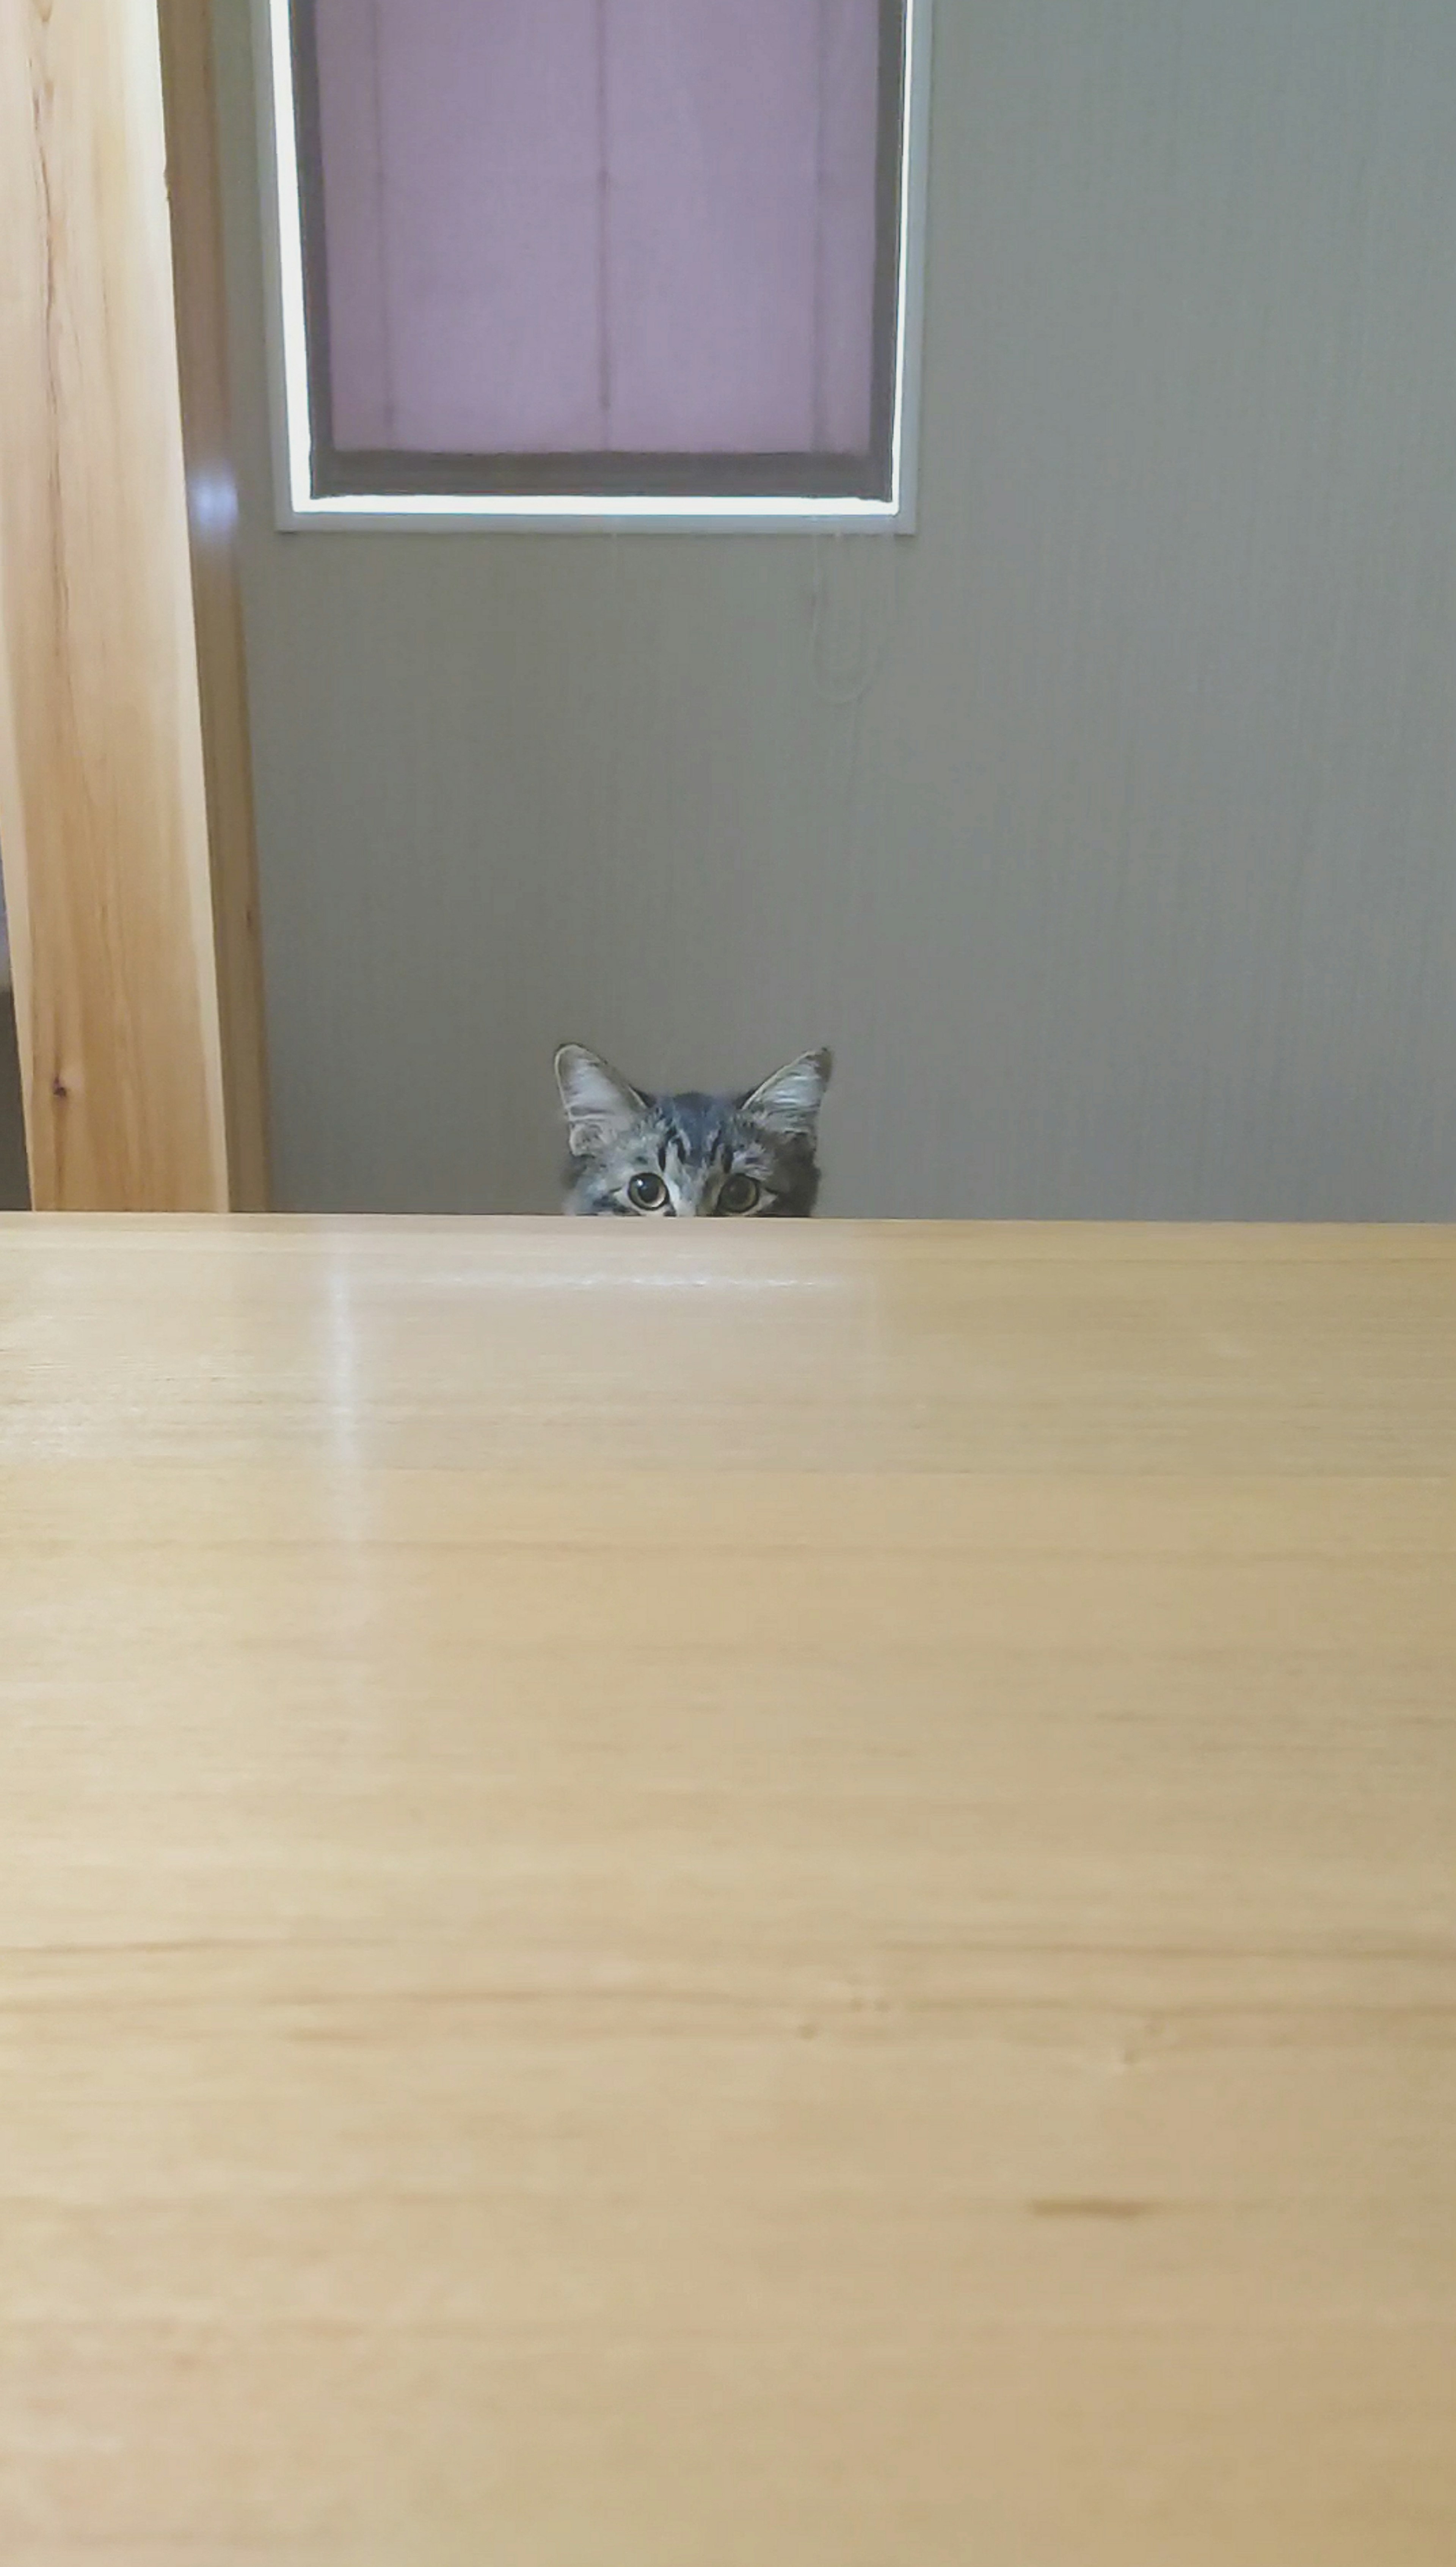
[0,0,267,1211]
[0,1219,1453,2565]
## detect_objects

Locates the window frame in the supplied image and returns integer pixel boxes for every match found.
[251,0,933,533]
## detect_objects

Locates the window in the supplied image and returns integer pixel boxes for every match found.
[255,0,931,530]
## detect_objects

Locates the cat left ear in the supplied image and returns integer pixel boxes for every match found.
[741,1048,832,1138]
[554,1044,646,1156]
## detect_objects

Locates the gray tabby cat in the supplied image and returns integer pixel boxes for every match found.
[555,1044,831,1216]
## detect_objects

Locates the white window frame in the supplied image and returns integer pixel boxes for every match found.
[250,0,932,534]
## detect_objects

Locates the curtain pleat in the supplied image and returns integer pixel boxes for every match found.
[314,0,880,458]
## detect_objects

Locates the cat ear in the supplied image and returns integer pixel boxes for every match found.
[554,1045,646,1155]
[741,1047,832,1138]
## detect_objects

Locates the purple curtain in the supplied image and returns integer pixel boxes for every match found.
[313,0,882,456]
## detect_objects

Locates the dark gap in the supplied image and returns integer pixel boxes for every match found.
[0,973,29,1210]
[310,447,886,502]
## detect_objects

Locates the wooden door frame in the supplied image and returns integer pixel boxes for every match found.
[0,0,269,1211]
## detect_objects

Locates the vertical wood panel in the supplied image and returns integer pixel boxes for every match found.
[0,0,268,1211]
[158,0,271,1210]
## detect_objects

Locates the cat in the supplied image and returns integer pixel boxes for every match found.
[555,1044,831,1216]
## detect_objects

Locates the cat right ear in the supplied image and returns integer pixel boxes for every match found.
[554,1045,646,1156]
[741,1047,832,1139]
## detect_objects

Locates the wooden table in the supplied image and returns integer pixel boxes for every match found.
[2,1217,1453,2566]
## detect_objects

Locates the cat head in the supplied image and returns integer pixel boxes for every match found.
[554,1045,832,1217]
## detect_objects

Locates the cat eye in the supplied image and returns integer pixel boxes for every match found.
[718,1174,761,1215]
[626,1172,669,1211]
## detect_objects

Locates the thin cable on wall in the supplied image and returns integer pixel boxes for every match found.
[806,531,900,946]
[808,528,897,708]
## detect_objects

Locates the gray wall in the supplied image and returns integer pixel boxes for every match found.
[215,0,1456,1217]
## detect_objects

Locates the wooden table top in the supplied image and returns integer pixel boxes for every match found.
[2,1217,1453,2566]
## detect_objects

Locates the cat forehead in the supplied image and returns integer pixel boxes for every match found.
[578,1089,789,1178]
[653,1092,737,1150]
